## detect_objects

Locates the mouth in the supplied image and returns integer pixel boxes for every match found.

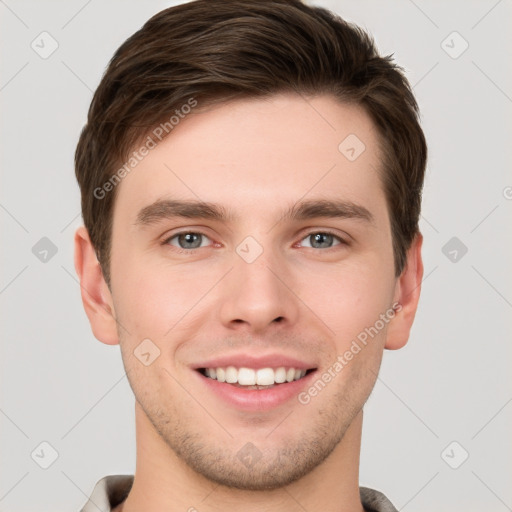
[196,366,317,389]
[193,365,318,411]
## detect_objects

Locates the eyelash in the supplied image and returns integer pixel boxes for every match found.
[161,230,349,255]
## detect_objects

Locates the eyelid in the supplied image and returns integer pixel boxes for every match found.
[161,228,350,253]
[297,229,349,248]
[161,229,214,248]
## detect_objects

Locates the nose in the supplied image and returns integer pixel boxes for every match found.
[219,247,300,334]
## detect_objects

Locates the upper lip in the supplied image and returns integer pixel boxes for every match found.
[192,353,318,371]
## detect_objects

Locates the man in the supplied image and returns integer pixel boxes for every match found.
[74,1,426,510]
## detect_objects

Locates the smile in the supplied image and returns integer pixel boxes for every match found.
[198,366,315,389]
[194,366,318,411]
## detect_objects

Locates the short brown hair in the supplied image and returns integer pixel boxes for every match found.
[75,0,427,288]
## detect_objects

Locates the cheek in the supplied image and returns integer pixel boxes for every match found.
[298,258,395,341]
[112,231,395,344]
[111,254,219,343]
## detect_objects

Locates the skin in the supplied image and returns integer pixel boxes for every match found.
[74,93,423,512]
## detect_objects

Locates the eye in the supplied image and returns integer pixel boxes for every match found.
[163,231,212,251]
[299,231,346,250]
[161,230,348,254]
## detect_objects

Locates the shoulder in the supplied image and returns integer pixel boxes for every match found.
[80,475,134,512]
[360,486,399,512]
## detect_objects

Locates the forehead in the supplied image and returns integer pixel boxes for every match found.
[113,93,386,225]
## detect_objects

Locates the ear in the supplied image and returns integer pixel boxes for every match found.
[74,225,119,345]
[385,232,424,350]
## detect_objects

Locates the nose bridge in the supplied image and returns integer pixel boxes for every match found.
[219,237,299,331]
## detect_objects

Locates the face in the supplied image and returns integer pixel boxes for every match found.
[107,93,401,490]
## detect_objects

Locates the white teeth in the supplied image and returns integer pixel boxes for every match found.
[216,367,226,383]
[238,367,256,385]
[256,368,274,386]
[201,366,311,386]
[274,367,287,383]
[225,366,238,384]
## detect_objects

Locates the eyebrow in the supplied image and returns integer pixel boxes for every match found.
[134,198,374,227]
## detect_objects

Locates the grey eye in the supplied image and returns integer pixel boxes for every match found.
[301,232,341,249]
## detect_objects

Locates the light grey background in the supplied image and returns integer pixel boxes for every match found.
[1,1,511,511]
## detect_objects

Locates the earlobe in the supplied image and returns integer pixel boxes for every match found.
[74,225,120,345]
[385,232,424,350]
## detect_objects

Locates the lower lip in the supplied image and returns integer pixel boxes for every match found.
[194,370,317,411]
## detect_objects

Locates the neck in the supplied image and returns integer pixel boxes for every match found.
[117,402,365,512]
